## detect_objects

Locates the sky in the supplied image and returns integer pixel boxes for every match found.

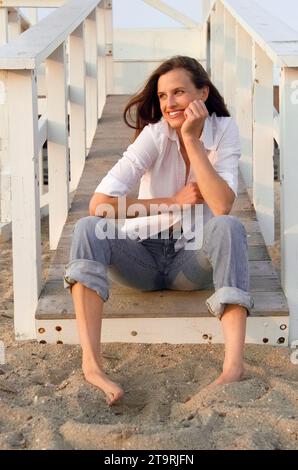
[21,0,298,33]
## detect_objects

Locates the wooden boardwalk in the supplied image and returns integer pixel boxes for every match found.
[36,96,289,346]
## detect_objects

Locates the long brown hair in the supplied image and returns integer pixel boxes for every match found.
[123,55,230,141]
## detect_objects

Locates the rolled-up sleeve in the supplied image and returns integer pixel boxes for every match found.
[95,124,159,196]
[213,118,241,197]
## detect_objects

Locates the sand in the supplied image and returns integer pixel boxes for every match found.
[0,184,298,450]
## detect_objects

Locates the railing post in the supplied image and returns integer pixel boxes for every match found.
[85,9,98,152]
[252,42,274,245]
[104,0,113,95]
[8,9,21,40]
[210,0,224,95]
[223,8,236,117]
[96,3,107,120]
[69,22,86,191]
[279,66,298,342]
[0,7,8,46]
[235,23,253,189]
[6,69,42,340]
[45,43,69,250]
[0,70,11,241]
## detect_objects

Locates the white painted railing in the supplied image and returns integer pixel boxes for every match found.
[202,0,298,341]
[0,0,111,339]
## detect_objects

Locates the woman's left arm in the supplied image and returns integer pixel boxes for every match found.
[181,100,237,216]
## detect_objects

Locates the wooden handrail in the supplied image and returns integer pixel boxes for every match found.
[217,0,298,67]
[0,0,102,69]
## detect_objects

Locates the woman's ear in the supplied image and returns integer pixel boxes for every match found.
[201,86,209,102]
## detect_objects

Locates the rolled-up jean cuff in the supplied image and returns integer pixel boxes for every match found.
[63,259,109,302]
[206,286,254,320]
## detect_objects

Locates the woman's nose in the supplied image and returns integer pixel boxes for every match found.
[166,95,176,108]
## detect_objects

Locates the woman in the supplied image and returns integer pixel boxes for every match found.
[64,56,254,406]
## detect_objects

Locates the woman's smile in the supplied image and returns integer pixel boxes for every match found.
[167,110,185,119]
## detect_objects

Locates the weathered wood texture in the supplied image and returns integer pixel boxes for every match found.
[36,95,289,322]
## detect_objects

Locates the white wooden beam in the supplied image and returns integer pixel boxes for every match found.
[222,0,298,67]
[141,0,200,29]
[0,70,11,225]
[85,9,98,152]
[104,2,113,95]
[279,66,298,342]
[45,43,69,250]
[0,1,65,6]
[236,22,253,189]
[38,116,47,154]
[223,7,236,117]
[7,69,42,340]
[7,9,21,40]
[0,8,9,46]
[69,22,86,191]
[210,0,224,94]
[252,42,274,246]
[96,4,107,120]
[35,316,289,346]
[0,0,102,69]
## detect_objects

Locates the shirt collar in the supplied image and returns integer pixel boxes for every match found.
[161,112,216,150]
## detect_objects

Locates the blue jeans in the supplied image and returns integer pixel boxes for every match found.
[63,215,254,319]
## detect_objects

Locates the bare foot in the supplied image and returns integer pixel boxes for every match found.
[83,365,124,406]
[207,367,244,388]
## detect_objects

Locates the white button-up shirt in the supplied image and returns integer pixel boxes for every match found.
[95,112,241,251]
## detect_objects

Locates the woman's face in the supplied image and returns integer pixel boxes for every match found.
[157,68,209,131]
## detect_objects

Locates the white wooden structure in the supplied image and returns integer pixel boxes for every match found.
[204,0,298,343]
[0,0,297,345]
[0,0,112,339]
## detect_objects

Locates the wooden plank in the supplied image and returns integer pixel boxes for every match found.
[45,43,69,250]
[36,279,288,320]
[7,9,21,40]
[47,260,279,282]
[222,0,298,67]
[210,0,224,94]
[0,0,102,69]
[253,42,275,245]
[8,69,42,340]
[36,316,289,346]
[236,22,253,189]
[85,9,98,151]
[0,7,8,46]
[37,116,47,154]
[279,66,298,341]
[223,8,236,117]
[96,5,107,120]
[1,1,66,6]
[141,0,200,29]
[104,2,113,96]
[69,22,86,192]
[0,69,11,226]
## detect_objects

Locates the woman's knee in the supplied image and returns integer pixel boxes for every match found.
[209,215,246,236]
[73,215,103,239]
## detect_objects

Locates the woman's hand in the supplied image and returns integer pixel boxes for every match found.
[181,99,209,141]
[173,182,205,207]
